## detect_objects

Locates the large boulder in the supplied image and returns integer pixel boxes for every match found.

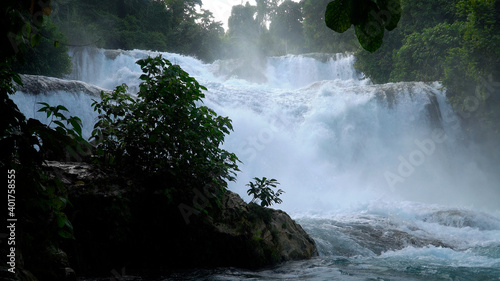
[18,74,107,96]
[44,161,317,277]
[216,191,318,264]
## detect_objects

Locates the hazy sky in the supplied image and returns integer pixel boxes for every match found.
[202,0,257,30]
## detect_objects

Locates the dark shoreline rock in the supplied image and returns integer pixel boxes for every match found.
[43,161,317,278]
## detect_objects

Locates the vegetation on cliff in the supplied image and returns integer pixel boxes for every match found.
[353,0,500,147]
[51,0,224,62]
[1,1,88,280]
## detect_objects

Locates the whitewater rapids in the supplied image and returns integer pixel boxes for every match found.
[13,48,500,280]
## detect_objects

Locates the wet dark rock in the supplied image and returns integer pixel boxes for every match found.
[336,220,450,255]
[217,192,318,263]
[299,215,452,257]
[17,74,108,96]
[43,161,317,277]
[423,209,500,230]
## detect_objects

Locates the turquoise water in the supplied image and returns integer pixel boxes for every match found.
[161,202,500,281]
[161,257,500,281]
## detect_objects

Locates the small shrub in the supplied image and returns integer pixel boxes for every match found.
[91,55,239,200]
[246,177,284,207]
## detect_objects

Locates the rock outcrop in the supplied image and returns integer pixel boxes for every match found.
[43,161,317,277]
[18,74,108,96]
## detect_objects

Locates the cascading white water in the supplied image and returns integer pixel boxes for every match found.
[14,47,500,211]
[13,48,500,280]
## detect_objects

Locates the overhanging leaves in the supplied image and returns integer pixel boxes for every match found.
[325,0,352,33]
[377,0,401,31]
[324,0,401,52]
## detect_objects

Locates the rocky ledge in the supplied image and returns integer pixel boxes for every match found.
[43,161,317,278]
[17,74,108,96]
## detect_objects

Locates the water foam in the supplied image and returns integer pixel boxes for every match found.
[13,47,500,276]
[14,48,500,211]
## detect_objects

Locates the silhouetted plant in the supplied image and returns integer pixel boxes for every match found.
[324,0,402,52]
[91,55,240,200]
[247,177,284,207]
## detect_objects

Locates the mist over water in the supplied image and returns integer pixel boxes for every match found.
[13,48,500,279]
[63,48,500,211]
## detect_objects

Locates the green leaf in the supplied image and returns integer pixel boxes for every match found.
[354,5,385,53]
[23,22,31,38]
[355,24,384,52]
[12,73,23,86]
[378,0,401,31]
[53,120,66,128]
[57,215,66,228]
[58,229,75,239]
[59,196,73,207]
[56,105,69,112]
[350,0,371,25]
[325,0,352,33]
[64,218,74,232]
[69,117,83,137]
[30,33,42,47]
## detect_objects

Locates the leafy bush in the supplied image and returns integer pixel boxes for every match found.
[12,16,72,78]
[246,177,284,207]
[91,55,240,198]
[391,22,465,82]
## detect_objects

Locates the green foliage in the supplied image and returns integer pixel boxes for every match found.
[1,80,83,247]
[269,0,304,54]
[2,0,70,78]
[91,55,239,198]
[0,1,94,279]
[353,0,462,83]
[37,102,90,161]
[226,2,262,59]
[52,0,224,62]
[302,0,359,53]
[12,16,72,78]
[399,0,460,32]
[1,0,51,59]
[354,30,403,83]
[324,0,402,52]
[391,22,466,82]
[246,177,284,207]
[442,0,500,139]
[354,0,500,145]
[1,3,86,243]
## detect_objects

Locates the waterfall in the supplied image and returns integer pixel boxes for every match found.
[13,47,500,211]
[12,48,500,279]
